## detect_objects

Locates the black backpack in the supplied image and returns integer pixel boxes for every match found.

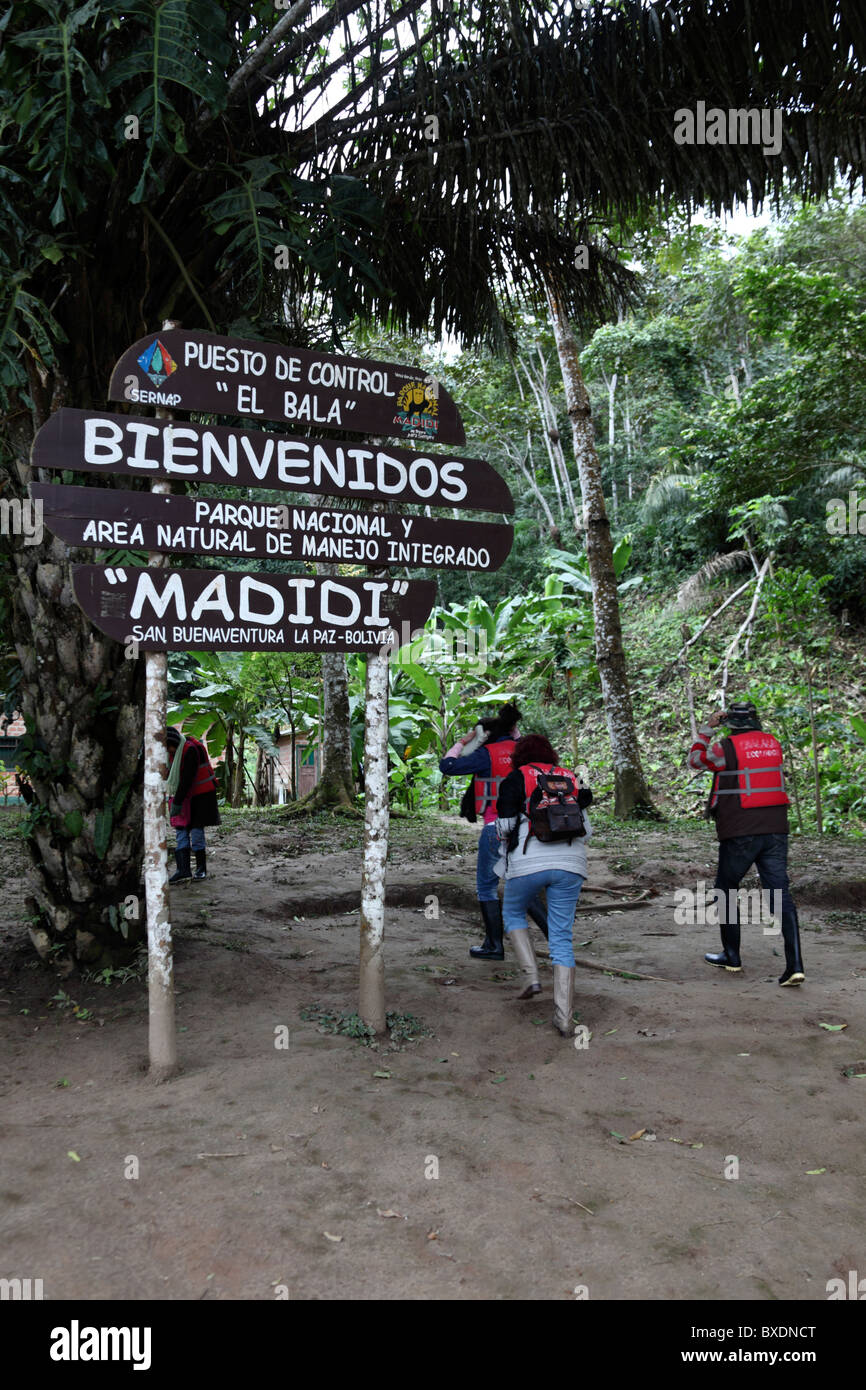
[521,764,587,851]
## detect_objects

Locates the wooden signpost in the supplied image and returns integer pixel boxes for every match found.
[34,327,514,1078]
[30,408,514,512]
[31,483,514,570]
[107,329,467,444]
[71,565,437,652]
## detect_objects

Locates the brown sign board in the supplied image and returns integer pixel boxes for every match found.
[32,484,513,572]
[72,565,437,653]
[107,330,466,444]
[31,409,513,514]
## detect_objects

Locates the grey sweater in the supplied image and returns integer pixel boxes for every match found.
[493,765,592,879]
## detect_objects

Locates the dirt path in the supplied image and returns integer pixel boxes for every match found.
[1,812,864,1301]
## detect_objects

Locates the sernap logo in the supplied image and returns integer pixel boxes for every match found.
[137,339,178,388]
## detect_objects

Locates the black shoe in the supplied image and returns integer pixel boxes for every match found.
[193,850,207,882]
[470,900,504,960]
[704,950,742,972]
[779,913,805,985]
[169,848,192,885]
[779,965,805,986]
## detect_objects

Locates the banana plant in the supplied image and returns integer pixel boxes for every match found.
[168,651,280,807]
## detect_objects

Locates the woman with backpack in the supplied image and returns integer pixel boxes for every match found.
[495,735,593,1036]
[439,701,549,960]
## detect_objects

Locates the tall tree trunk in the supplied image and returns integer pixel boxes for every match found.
[223,721,236,803]
[604,366,618,519]
[316,652,356,807]
[231,726,246,807]
[3,391,146,970]
[283,563,357,813]
[545,287,656,818]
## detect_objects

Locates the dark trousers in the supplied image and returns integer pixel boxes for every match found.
[714,833,800,959]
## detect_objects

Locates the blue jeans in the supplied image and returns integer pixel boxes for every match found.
[714,833,799,951]
[503,869,585,966]
[476,822,501,901]
[176,826,205,853]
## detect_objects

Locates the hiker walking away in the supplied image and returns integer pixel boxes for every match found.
[166,726,220,884]
[439,701,549,960]
[688,701,805,986]
[495,735,593,1036]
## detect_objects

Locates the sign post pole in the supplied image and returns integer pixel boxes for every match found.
[358,637,390,1033]
[358,496,391,1032]
[144,325,178,1082]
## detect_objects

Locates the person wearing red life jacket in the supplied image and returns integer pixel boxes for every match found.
[439,701,549,961]
[688,701,804,985]
[166,726,220,884]
[494,735,593,1036]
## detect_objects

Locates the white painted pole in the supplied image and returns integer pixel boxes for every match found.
[358,500,390,1032]
[144,321,179,1081]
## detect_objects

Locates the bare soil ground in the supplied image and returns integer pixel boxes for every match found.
[1,810,865,1302]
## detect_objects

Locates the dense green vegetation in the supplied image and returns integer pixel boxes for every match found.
[181,201,865,835]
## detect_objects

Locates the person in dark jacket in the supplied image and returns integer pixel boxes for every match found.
[688,701,804,985]
[439,701,548,960]
[166,727,220,884]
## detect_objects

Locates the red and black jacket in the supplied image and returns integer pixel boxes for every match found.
[171,736,217,803]
[708,731,789,839]
[473,739,517,818]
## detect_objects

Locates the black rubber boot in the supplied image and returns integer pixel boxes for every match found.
[169,848,192,885]
[469,900,504,960]
[704,919,742,972]
[779,912,805,986]
[527,900,549,940]
[193,850,207,882]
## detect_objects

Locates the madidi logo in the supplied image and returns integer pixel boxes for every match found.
[394,380,439,439]
[137,339,178,388]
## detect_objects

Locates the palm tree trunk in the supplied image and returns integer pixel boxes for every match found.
[3,397,146,969]
[545,286,656,818]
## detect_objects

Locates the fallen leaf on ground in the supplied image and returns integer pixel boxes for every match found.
[323,1231,342,1242]
[373,1071,391,1079]
[818,1023,847,1032]
[805,1168,826,1175]
[628,1128,646,1141]
[427,1230,439,1240]
[609,1131,627,1143]
[67,1151,80,1162]
[377,1209,404,1219]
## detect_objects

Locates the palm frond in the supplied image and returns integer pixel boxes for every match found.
[677,550,752,610]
